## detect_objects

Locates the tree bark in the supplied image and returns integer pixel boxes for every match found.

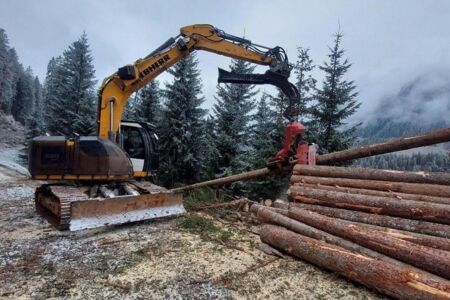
[288,207,450,279]
[288,185,450,224]
[290,175,450,198]
[257,205,450,262]
[298,183,450,205]
[293,203,450,239]
[316,127,450,165]
[260,225,450,300]
[293,165,450,185]
[170,168,272,193]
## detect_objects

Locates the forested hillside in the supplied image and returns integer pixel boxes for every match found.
[354,72,450,171]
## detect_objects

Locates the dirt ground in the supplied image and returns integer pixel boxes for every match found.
[0,148,386,300]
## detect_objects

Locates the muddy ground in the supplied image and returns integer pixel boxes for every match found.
[0,147,386,299]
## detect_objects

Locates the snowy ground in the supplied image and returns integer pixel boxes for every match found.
[0,147,385,299]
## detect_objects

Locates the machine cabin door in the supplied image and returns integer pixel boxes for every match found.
[120,122,159,176]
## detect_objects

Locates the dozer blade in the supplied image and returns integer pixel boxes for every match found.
[35,182,185,231]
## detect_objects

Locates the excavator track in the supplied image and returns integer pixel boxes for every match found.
[35,181,185,231]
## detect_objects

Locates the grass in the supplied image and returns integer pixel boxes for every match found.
[182,187,233,210]
[177,212,233,242]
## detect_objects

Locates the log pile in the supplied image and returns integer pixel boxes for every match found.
[253,165,450,299]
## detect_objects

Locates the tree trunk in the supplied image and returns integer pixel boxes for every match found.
[288,185,450,224]
[293,165,450,185]
[316,127,450,165]
[257,205,450,262]
[288,207,450,279]
[290,175,450,198]
[293,203,450,239]
[298,183,450,205]
[170,168,272,193]
[260,225,450,300]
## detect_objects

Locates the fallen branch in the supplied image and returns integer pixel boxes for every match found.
[192,198,249,211]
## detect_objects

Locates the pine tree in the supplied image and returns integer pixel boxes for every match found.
[212,59,258,180]
[311,31,360,153]
[159,54,206,186]
[294,47,316,121]
[46,33,96,136]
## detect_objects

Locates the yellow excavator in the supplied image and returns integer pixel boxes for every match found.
[28,24,299,230]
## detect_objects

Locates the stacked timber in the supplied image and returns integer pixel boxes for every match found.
[253,165,450,299]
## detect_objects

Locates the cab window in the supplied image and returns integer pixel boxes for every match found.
[122,127,145,159]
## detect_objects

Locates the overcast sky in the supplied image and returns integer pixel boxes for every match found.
[2,0,450,121]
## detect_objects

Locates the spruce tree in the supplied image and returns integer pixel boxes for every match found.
[159,54,206,186]
[294,47,316,122]
[200,116,220,180]
[0,29,15,114]
[213,59,258,179]
[11,67,35,124]
[46,33,96,136]
[42,56,63,123]
[246,94,286,198]
[311,31,360,153]
[133,80,161,124]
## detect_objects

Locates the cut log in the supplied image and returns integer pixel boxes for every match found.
[288,207,450,279]
[170,168,272,193]
[293,165,450,185]
[250,203,288,216]
[260,225,450,300]
[272,199,289,210]
[291,203,450,251]
[256,205,450,265]
[316,127,450,165]
[288,185,450,224]
[290,175,450,198]
[299,183,450,206]
[293,203,450,239]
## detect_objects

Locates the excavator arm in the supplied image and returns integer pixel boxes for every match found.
[97,24,297,140]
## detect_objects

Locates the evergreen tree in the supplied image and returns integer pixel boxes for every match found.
[46,33,96,136]
[266,90,290,150]
[133,80,162,125]
[11,67,35,124]
[159,54,206,186]
[213,59,258,181]
[246,94,286,198]
[294,47,316,121]
[42,56,63,123]
[0,29,16,114]
[311,31,360,153]
[200,116,220,180]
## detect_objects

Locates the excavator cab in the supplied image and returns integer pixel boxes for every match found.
[120,121,159,177]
